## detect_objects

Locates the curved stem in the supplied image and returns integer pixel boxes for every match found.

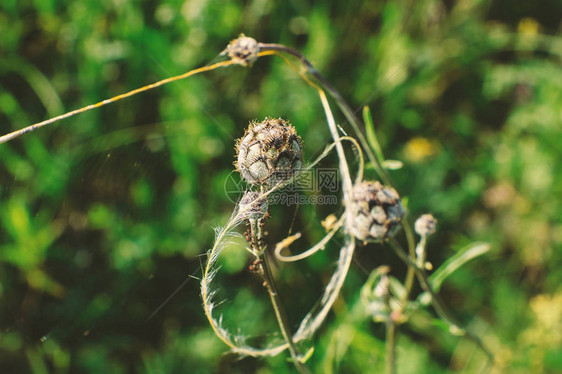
[317,90,353,198]
[202,138,363,358]
[275,216,344,262]
[258,42,390,186]
[258,43,419,314]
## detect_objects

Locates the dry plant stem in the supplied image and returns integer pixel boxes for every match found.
[261,44,418,306]
[383,279,397,374]
[0,60,237,144]
[201,141,357,357]
[289,89,358,345]
[317,90,353,197]
[385,321,396,374]
[250,221,309,374]
[261,256,309,374]
[401,216,418,304]
[270,47,401,374]
[310,59,401,373]
[291,75,360,345]
[389,239,493,362]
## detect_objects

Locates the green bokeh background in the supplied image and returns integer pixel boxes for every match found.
[1,0,561,372]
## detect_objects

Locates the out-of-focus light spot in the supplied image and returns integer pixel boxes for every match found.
[188,28,207,47]
[182,0,206,21]
[403,137,440,162]
[155,4,174,25]
[482,182,516,209]
[518,18,539,36]
[198,136,223,157]
[289,17,309,35]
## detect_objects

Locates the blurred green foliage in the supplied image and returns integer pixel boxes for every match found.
[1,0,561,372]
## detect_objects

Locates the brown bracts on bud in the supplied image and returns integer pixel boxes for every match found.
[236,118,303,186]
[347,181,405,242]
[225,34,259,66]
[238,191,268,221]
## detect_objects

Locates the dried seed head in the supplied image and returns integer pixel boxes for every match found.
[225,34,259,66]
[415,214,437,237]
[347,181,404,242]
[238,191,268,221]
[236,118,303,186]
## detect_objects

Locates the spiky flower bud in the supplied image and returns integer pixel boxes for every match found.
[415,214,437,237]
[225,34,259,66]
[238,191,268,221]
[236,118,303,186]
[347,181,404,242]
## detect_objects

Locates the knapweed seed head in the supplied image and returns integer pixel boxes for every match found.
[347,181,404,242]
[238,191,268,221]
[236,118,303,186]
[415,214,437,237]
[225,34,259,66]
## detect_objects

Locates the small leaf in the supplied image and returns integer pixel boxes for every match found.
[429,242,491,292]
[363,106,385,164]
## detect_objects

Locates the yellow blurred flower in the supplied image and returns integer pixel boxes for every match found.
[403,137,440,163]
[519,291,562,372]
[518,18,540,36]
[523,292,562,346]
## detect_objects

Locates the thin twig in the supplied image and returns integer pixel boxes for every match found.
[0,60,237,144]
[389,239,494,362]
[385,321,396,374]
[275,216,344,262]
[250,220,310,374]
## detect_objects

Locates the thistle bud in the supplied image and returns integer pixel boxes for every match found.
[225,34,259,66]
[238,191,268,221]
[347,181,404,242]
[415,214,437,237]
[236,118,303,186]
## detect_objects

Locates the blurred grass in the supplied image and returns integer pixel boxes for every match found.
[1,0,561,373]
